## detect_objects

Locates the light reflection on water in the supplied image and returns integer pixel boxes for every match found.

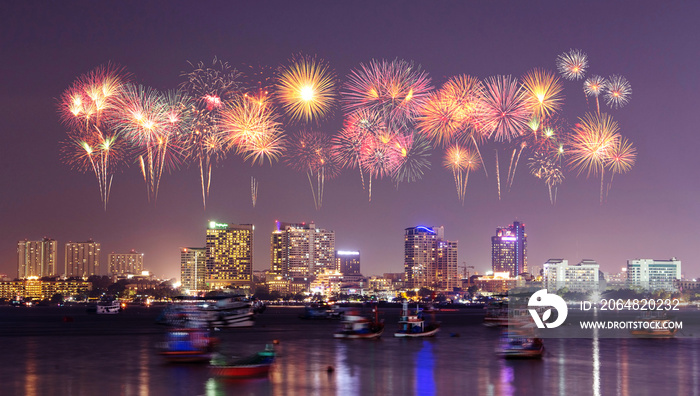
[2,307,700,395]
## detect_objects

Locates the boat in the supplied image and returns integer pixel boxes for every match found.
[157,327,218,363]
[394,301,440,338]
[209,345,276,378]
[333,308,384,339]
[157,297,256,328]
[630,311,679,338]
[299,303,344,320]
[483,301,509,327]
[96,298,121,314]
[497,330,544,359]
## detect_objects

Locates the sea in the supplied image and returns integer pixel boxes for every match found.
[1,304,698,396]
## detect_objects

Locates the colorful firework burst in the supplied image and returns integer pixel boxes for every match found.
[276,55,337,123]
[556,49,588,80]
[603,75,632,109]
[342,59,432,123]
[479,75,530,142]
[444,144,480,204]
[528,152,564,205]
[392,132,432,184]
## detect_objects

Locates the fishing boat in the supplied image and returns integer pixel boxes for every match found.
[630,311,679,338]
[210,345,276,378]
[497,330,544,359]
[394,301,440,338]
[334,308,384,339]
[157,328,218,363]
[201,298,256,328]
[299,303,344,320]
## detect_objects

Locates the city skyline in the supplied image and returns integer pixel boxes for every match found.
[2,2,698,280]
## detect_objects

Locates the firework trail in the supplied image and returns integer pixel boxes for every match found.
[556,49,588,81]
[286,130,339,210]
[603,75,632,109]
[444,144,480,204]
[583,75,606,115]
[567,112,620,203]
[605,137,636,197]
[479,75,531,199]
[58,64,128,210]
[251,176,259,207]
[276,55,337,123]
[528,151,564,204]
[180,57,243,208]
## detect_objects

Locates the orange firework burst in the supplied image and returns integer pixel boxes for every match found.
[521,68,564,120]
[276,55,337,123]
[568,113,620,177]
[443,144,480,204]
[219,96,285,165]
[606,137,636,175]
[417,75,484,147]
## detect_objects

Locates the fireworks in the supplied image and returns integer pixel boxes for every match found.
[285,130,338,210]
[604,75,632,109]
[276,55,337,123]
[180,57,243,208]
[584,75,607,114]
[480,75,530,142]
[528,152,564,204]
[606,137,636,175]
[521,69,564,120]
[556,49,588,80]
[443,144,480,204]
[342,59,432,123]
[219,96,285,166]
[567,112,620,177]
[392,132,432,184]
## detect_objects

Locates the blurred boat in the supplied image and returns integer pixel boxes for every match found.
[630,311,679,338]
[210,345,276,378]
[299,303,344,320]
[157,297,255,328]
[483,301,508,327]
[497,330,544,359]
[157,327,218,363]
[96,298,121,314]
[394,301,440,338]
[334,308,384,339]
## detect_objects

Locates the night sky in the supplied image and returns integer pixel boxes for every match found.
[2,1,699,280]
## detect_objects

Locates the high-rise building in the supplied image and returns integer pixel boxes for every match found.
[108,249,144,276]
[627,258,681,291]
[17,238,58,278]
[180,247,206,292]
[543,259,601,293]
[336,250,361,276]
[270,221,335,278]
[491,221,527,277]
[65,239,101,277]
[206,221,253,290]
[404,226,458,290]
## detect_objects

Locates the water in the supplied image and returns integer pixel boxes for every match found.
[1,305,699,395]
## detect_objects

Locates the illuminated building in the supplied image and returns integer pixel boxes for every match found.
[180,247,206,292]
[270,221,335,278]
[404,226,458,290]
[0,278,92,300]
[543,259,601,293]
[17,238,58,278]
[108,249,144,276]
[336,250,361,275]
[491,221,527,277]
[65,239,101,277]
[473,272,524,294]
[206,221,254,291]
[627,258,681,291]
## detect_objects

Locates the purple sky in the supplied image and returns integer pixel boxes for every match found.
[2,1,699,280]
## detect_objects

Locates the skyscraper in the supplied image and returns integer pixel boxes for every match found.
[627,258,681,291]
[491,221,527,277]
[17,238,58,278]
[270,221,335,278]
[108,249,144,276]
[180,247,206,292]
[336,250,361,275]
[206,221,253,290]
[65,239,101,277]
[404,226,458,290]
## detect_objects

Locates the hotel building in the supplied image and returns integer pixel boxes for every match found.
[543,259,601,293]
[17,238,58,278]
[627,258,681,291]
[491,221,527,277]
[270,221,335,278]
[108,249,144,276]
[65,239,101,277]
[404,226,458,290]
[206,221,254,290]
[180,247,207,292]
[336,250,361,275]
